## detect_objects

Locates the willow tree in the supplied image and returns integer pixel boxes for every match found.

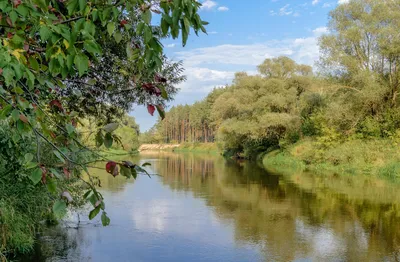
[0,0,208,226]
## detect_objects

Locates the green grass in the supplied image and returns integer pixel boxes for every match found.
[100,148,138,157]
[263,138,400,183]
[173,143,220,154]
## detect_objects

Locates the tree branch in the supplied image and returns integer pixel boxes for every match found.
[55,16,84,25]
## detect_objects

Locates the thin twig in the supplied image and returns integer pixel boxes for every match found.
[55,16,83,25]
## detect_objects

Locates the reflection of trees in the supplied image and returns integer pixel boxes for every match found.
[152,152,400,261]
[23,225,87,261]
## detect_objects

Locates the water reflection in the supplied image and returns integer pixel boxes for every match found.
[31,152,400,261]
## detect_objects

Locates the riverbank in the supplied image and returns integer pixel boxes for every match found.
[262,138,400,182]
[139,143,219,154]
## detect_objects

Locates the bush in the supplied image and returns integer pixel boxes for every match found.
[0,123,87,257]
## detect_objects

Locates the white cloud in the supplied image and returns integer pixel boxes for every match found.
[200,0,217,10]
[174,33,321,93]
[338,0,349,4]
[217,6,229,11]
[312,0,320,5]
[208,31,218,34]
[279,4,293,15]
[312,26,328,35]
[166,44,176,48]
[323,2,333,8]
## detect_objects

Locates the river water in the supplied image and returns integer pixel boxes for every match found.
[29,152,400,261]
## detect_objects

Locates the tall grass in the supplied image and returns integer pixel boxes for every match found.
[263,138,400,182]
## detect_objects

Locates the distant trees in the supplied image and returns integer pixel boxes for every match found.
[145,0,400,159]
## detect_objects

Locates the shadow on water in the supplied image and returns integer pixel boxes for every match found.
[27,151,400,261]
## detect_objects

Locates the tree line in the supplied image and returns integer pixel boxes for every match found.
[143,0,400,159]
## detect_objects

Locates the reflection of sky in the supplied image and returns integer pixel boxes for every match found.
[294,219,369,261]
[61,169,261,262]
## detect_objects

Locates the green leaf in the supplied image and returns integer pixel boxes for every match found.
[67,0,79,15]
[135,165,150,178]
[9,10,18,24]
[89,206,101,220]
[120,165,132,178]
[16,120,25,132]
[114,31,122,44]
[156,105,165,120]
[83,190,92,199]
[0,105,13,119]
[30,168,42,185]
[95,131,104,147]
[79,0,86,12]
[103,123,119,133]
[66,123,75,135]
[34,0,47,10]
[107,22,115,36]
[25,162,38,169]
[74,54,89,76]
[16,5,29,16]
[131,168,137,179]
[47,177,57,193]
[50,168,62,179]
[3,67,15,86]
[53,200,67,218]
[142,10,152,24]
[104,133,113,148]
[144,27,152,43]
[53,150,66,163]
[161,18,169,36]
[11,109,20,121]
[136,22,145,35]
[160,86,168,99]
[101,212,111,226]
[39,26,52,41]
[84,40,102,55]
[183,17,190,33]
[24,153,34,163]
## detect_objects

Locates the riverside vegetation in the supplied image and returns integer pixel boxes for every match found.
[0,0,209,258]
[143,0,400,179]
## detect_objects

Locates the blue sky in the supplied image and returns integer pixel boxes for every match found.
[131,0,349,132]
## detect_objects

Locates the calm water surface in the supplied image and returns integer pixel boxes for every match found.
[29,152,400,261]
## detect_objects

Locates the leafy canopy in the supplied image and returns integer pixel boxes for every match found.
[0,0,208,225]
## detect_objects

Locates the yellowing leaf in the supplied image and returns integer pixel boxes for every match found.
[11,49,25,61]
[63,39,70,49]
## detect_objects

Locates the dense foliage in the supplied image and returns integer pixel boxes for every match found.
[146,0,400,160]
[0,0,208,256]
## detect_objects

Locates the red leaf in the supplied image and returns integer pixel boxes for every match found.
[23,43,29,52]
[6,17,12,27]
[13,0,21,7]
[120,20,128,26]
[0,68,3,75]
[63,167,70,179]
[7,32,13,39]
[147,105,155,116]
[41,166,47,184]
[19,114,28,123]
[49,100,63,111]
[106,161,119,177]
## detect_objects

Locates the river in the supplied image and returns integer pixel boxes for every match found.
[28,151,400,261]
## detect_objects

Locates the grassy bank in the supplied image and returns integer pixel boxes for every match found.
[171,143,219,154]
[263,138,400,182]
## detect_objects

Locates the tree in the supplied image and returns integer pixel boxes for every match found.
[0,0,208,232]
[319,0,400,105]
